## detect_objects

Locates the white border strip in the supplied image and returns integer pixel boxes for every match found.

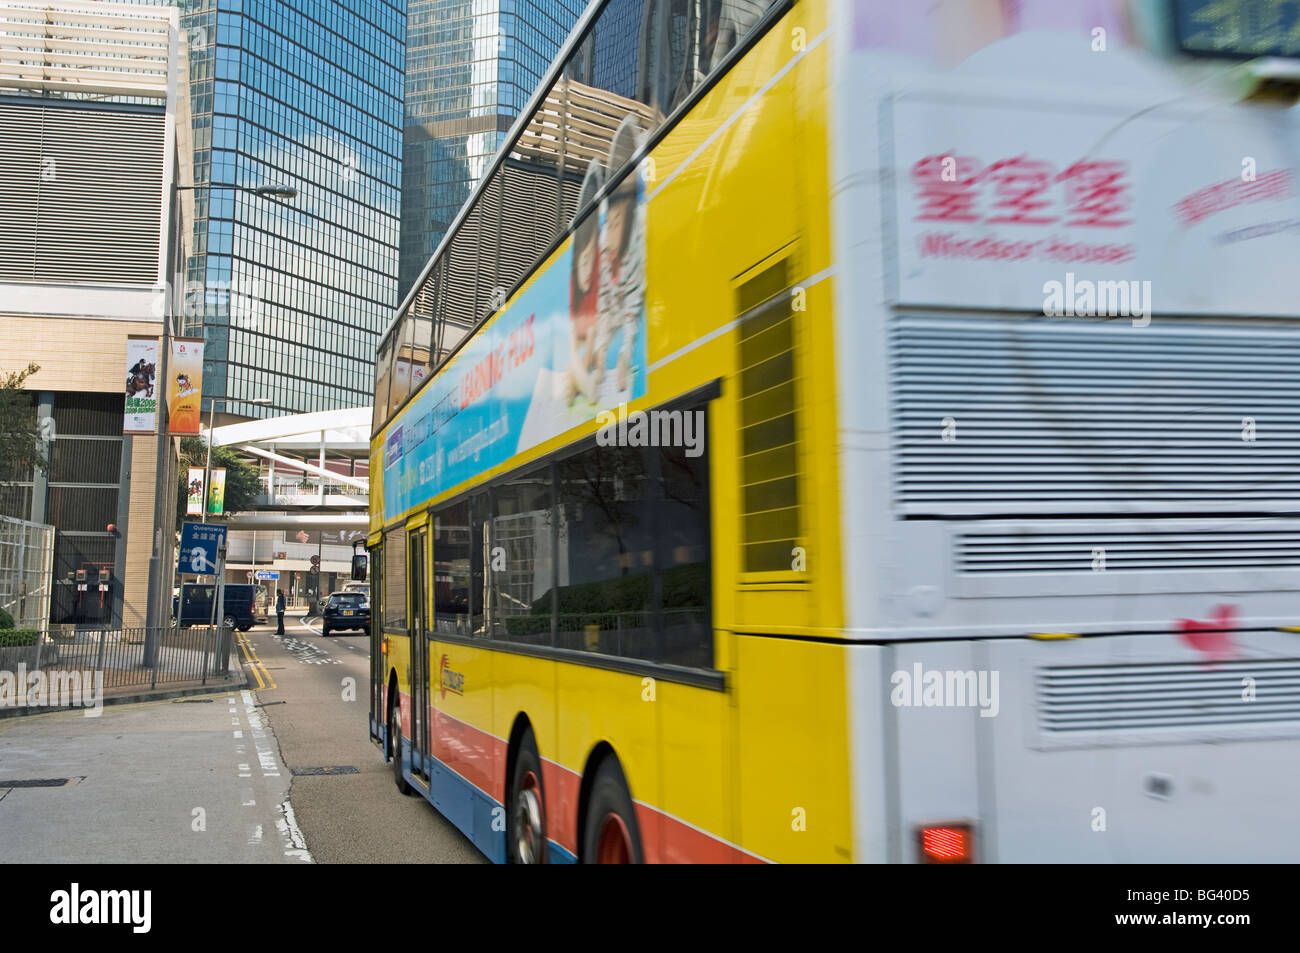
[649,25,833,203]
[648,263,837,375]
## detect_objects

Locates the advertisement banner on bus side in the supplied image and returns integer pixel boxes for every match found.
[383,154,649,521]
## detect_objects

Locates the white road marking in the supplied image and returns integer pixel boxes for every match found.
[277,800,312,863]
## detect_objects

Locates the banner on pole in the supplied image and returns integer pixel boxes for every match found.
[207,467,227,515]
[124,337,159,434]
[186,467,204,515]
[167,337,204,434]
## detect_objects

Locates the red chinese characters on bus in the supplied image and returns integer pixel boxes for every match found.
[910,154,1133,227]
[982,156,1057,225]
[911,154,982,222]
[1172,169,1294,226]
[1057,160,1131,227]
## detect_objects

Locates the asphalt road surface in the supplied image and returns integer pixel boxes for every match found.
[247,612,485,863]
[0,613,485,864]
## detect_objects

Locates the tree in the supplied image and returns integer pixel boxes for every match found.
[0,363,46,485]
[175,436,261,522]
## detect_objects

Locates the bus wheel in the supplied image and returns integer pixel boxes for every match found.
[583,758,643,864]
[389,688,412,796]
[508,727,546,864]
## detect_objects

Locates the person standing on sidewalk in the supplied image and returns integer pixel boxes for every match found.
[276,589,286,635]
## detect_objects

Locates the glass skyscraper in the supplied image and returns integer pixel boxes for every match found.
[169,0,405,416]
[400,0,586,299]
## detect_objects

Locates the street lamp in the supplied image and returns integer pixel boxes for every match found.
[202,395,271,525]
[146,182,297,636]
[252,185,298,199]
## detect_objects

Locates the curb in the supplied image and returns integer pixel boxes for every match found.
[0,668,251,719]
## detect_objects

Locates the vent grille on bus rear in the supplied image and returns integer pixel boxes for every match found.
[1037,659,1300,733]
[891,317,1300,515]
[958,524,1300,574]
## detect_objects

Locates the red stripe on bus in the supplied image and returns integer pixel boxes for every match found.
[404,692,766,863]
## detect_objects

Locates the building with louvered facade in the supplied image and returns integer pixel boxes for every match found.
[0,0,190,627]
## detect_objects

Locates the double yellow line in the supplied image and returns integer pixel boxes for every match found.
[235,632,276,690]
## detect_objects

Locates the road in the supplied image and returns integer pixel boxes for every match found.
[0,613,486,864]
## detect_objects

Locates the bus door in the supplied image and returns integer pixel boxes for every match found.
[408,529,430,782]
[368,544,383,743]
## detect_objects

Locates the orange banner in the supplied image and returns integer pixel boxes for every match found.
[167,338,204,434]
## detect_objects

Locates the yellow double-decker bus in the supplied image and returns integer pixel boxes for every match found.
[370,0,1300,863]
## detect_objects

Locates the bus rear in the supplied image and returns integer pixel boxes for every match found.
[833,0,1300,862]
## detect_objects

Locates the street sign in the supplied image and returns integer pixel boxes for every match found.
[255,570,280,580]
[178,522,228,574]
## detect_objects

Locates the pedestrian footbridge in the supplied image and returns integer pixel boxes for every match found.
[209,407,371,512]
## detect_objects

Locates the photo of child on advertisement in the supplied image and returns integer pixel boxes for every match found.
[594,115,647,400]
[562,114,647,410]
[563,161,605,407]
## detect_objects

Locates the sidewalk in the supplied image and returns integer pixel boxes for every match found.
[0,642,250,719]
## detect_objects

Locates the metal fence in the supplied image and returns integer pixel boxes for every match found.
[0,514,54,631]
[0,625,235,692]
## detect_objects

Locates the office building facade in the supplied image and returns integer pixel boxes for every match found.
[169,0,406,417]
[400,0,586,298]
[0,1,186,627]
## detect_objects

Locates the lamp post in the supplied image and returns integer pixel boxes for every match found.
[146,182,297,638]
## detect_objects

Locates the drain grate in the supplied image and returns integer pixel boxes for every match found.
[291,765,358,776]
[0,778,73,788]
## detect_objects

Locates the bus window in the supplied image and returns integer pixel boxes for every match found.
[382,526,405,631]
[469,490,490,637]
[655,436,711,669]
[433,499,470,636]
[555,444,656,660]
[487,464,554,646]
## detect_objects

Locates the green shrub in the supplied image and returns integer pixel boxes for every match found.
[0,629,39,647]
[0,607,13,629]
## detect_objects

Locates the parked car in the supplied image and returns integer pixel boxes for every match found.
[173,583,259,631]
[321,590,369,636]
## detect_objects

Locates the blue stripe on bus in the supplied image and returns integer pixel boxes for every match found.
[387,726,578,864]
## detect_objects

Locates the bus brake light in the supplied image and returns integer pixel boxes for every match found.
[917,823,975,863]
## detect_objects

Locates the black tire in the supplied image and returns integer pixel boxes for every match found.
[322,625,330,636]
[389,686,413,796]
[223,614,236,630]
[582,758,643,864]
[508,727,546,864]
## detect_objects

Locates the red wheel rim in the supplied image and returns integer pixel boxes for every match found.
[514,770,544,863]
[595,811,633,864]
